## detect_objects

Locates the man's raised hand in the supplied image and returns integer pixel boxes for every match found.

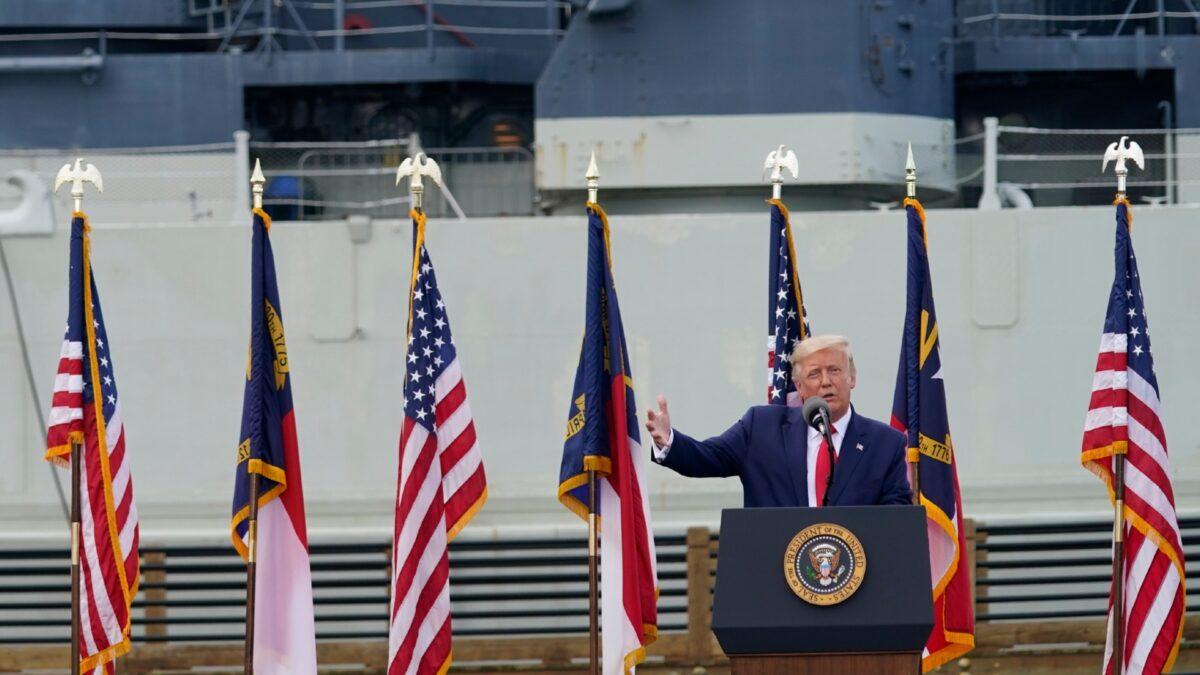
[645,395,672,449]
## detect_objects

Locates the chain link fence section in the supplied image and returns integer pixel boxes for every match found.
[953,130,987,209]
[955,130,987,186]
[0,143,239,226]
[250,139,534,220]
[991,126,1197,207]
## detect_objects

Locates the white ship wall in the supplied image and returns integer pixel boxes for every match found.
[2,204,1198,543]
[535,113,958,192]
[0,152,240,228]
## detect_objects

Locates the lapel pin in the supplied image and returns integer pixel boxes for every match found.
[855,443,864,452]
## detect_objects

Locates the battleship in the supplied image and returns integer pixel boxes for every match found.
[0,1,1197,673]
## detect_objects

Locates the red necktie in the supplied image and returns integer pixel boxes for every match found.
[814,430,837,506]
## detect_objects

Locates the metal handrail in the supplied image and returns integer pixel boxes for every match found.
[955,120,1200,203]
[251,139,408,148]
[264,142,532,218]
[0,24,564,43]
[296,0,571,8]
[0,0,569,50]
[960,10,1200,24]
[211,0,566,54]
[0,142,235,156]
[997,125,1200,135]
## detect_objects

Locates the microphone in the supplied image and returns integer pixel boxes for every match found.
[801,397,837,507]
[802,396,831,434]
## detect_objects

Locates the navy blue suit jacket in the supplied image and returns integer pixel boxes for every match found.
[654,405,912,507]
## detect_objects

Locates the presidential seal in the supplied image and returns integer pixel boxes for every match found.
[783,523,866,606]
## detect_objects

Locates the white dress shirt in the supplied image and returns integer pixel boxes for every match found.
[806,407,851,507]
[651,430,674,461]
[651,406,852,507]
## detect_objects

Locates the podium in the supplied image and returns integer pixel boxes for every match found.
[712,506,934,675]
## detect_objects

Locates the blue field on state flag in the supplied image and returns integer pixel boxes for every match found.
[557,203,657,675]
[890,198,975,672]
[231,208,299,547]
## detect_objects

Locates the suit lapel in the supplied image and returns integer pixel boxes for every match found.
[781,407,809,506]
[827,408,866,504]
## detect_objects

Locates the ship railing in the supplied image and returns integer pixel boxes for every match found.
[0,134,533,225]
[957,118,1200,208]
[956,0,1200,39]
[251,137,536,219]
[196,0,569,53]
[0,0,570,56]
[0,141,241,226]
[7,125,1200,218]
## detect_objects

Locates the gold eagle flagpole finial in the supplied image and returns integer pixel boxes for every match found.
[54,158,103,213]
[763,145,799,200]
[396,152,443,212]
[1103,136,1145,200]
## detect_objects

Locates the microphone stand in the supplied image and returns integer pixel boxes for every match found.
[818,411,836,506]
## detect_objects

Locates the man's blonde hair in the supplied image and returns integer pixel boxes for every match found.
[790,334,855,377]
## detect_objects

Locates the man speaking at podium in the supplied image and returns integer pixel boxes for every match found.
[646,335,911,507]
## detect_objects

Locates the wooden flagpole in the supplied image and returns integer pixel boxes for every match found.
[244,472,260,675]
[1108,168,1127,675]
[1107,172,1127,675]
[243,159,266,675]
[1102,136,1142,675]
[1111,455,1127,675]
[70,438,81,675]
[584,151,601,675]
[587,470,600,675]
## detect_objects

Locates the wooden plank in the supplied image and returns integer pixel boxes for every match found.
[973,614,1200,652]
[974,619,1109,651]
[686,526,715,664]
[730,652,918,675]
[0,635,696,673]
[958,646,1200,675]
[142,551,167,639]
[2,616,1197,672]
[966,518,985,619]
[0,644,68,670]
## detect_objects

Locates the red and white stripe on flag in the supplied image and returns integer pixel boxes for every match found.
[389,358,486,675]
[1083,332,1185,674]
[390,222,486,675]
[598,424,658,675]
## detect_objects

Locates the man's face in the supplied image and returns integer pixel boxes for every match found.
[795,347,856,421]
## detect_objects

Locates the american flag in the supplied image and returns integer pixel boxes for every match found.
[390,210,487,675]
[45,214,140,675]
[1082,199,1185,675]
[766,199,811,405]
